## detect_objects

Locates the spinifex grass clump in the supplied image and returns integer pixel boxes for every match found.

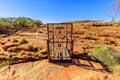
[92,46,117,66]
[19,38,28,44]
[12,38,18,43]
[112,64,120,76]
[0,52,17,67]
[0,61,11,67]
[27,45,33,51]
[92,46,120,76]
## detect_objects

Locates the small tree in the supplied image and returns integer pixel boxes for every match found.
[108,0,120,22]
[34,20,43,27]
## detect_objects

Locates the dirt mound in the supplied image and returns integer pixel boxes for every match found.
[0,60,119,80]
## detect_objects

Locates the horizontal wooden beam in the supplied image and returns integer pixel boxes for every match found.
[49,41,73,43]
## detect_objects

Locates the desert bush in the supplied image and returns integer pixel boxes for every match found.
[7,38,11,41]
[84,35,91,39]
[37,47,42,51]
[37,30,43,33]
[114,50,120,63]
[7,52,17,64]
[19,38,28,44]
[10,52,17,56]
[0,17,43,35]
[91,46,118,66]
[0,61,11,67]
[28,45,33,51]
[112,64,120,76]
[12,38,18,43]
[8,52,17,58]
[3,38,10,41]
[92,46,120,76]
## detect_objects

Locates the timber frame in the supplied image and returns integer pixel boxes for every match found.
[47,23,74,62]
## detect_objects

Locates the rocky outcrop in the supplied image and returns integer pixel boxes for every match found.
[0,60,119,80]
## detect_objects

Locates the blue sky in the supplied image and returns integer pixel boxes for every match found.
[0,0,116,23]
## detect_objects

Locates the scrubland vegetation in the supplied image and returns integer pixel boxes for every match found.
[0,17,43,35]
[1,17,120,77]
[92,46,120,75]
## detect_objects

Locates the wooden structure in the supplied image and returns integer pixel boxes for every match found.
[47,23,74,62]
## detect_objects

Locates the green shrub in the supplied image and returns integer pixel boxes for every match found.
[28,45,33,51]
[19,38,28,44]
[0,51,16,67]
[112,64,120,76]
[114,50,120,64]
[12,38,18,43]
[4,38,11,41]
[0,61,11,67]
[37,31,43,33]
[8,52,17,58]
[7,38,11,41]
[92,46,120,76]
[91,46,117,66]
[37,47,42,51]
[9,52,17,56]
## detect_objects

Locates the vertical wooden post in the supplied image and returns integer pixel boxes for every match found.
[47,40,50,61]
[71,23,73,59]
[66,24,68,49]
[47,24,50,61]
[71,40,74,58]
[53,24,55,55]
[71,23,73,41]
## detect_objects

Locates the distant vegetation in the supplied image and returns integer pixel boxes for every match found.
[67,20,98,23]
[0,17,43,35]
